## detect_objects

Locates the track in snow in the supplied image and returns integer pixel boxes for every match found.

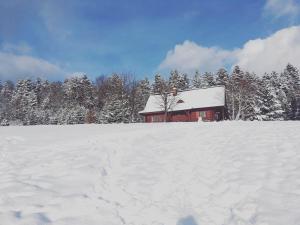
[0,122,299,225]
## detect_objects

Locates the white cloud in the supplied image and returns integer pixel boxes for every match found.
[0,50,66,81]
[235,26,300,74]
[1,42,32,54]
[159,40,236,74]
[159,26,300,75]
[264,0,300,20]
[39,1,72,40]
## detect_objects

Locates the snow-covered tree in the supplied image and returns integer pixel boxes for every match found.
[0,80,14,123]
[179,73,190,90]
[99,74,130,123]
[215,68,229,86]
[192,70,202,88]
[63,75,96,109]
[62,75,96,124]
[153,76,178,122]
[280,64,300,119]
[11,79,38,125]
[202,72,215,87]
[256,74,284,121]
[227,67,258,120]
[128,78,151,122]
[152,74,165,94]
[169,70,181,89]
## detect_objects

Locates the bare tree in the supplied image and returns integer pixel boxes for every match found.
[154,77,179,122]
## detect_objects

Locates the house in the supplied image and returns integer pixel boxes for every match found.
[139,86,226,122]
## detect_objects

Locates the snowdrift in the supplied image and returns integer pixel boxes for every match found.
[0,122,299,225]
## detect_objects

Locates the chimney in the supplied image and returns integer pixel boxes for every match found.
[172,87,177,96]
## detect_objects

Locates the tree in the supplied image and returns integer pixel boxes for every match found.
[99,74,130,123]
[179,73,190,90]
[192,70,202,88]
[152,73,165,94]
[280,64,300,119]
[128,78,151,122]
[169,70,181,89]
[62,75,96,124]
[10,79,38,125]
[63,75,95,109]
[227,66,258,120]
[154,77,178,122]
[215,68,229,86]
[202,72,215,87]
[257,74,284,120]
[0,80,14,123]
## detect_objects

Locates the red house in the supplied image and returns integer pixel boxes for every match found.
[139,86,226,122]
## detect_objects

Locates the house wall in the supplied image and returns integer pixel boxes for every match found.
[142,106,224,123]
[144,113,165,123]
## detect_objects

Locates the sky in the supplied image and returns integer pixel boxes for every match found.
[0,0,300,81]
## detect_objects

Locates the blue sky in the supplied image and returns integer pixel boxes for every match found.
[0,0,300,81]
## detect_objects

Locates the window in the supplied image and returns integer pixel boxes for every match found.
[199,111,214,121]
[199,111,206,119]
[152,115,162,122]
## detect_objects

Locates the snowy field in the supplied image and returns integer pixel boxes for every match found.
[0,122,300,225]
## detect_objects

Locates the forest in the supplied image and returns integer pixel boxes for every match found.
[0,64,299,126]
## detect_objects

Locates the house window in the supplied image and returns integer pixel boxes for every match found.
[199,111,206,119]
[152,115,161,122]
[199,111,214,121]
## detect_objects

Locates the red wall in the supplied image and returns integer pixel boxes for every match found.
[142,107,223,123]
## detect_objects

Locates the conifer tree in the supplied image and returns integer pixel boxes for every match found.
[152,74,165,93]
[0,80,14,124]
[280,64,300,119]
[215,68,229,86]
[192,70,202,88]
[169,70,181,89]
[11,79,38,125]
[202,72,215,87]
[99,74,130,123]
[257,74,284,120]
[179,73,190,90]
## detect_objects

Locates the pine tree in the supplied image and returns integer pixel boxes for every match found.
[62,75,96,124]
[11,79,38,125]
[202,72,215,87]
[0,80,14,124]
[227,66,257,120]
[169,70,181,89]
[192,70,202,88]
[215,68,229,86]
[99,74,130,123]
[130,78,151,122]
[152,74,165,93]
[257,74,284,121]
[280,64,300,119]
[178,73,190,90]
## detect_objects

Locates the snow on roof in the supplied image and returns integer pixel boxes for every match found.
[139,86,225,114]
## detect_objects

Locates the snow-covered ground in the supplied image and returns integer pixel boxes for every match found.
[0,122,299,225]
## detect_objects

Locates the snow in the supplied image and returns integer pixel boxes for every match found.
[0,122,300,225]
[140,86,225,114]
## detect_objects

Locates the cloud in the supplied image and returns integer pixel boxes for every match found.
[1,42,32,54]
[264,0,300,21]
[234,26,300,74]
[0,44,66,81]
[38,1,72,40]
[159,40,236,74]
[159,26,300,75]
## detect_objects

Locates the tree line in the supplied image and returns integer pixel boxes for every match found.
[0,64,299,125]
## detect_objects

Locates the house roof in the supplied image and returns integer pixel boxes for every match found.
[139,86,225,114]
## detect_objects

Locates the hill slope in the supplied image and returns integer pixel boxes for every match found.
[0,122,300,225]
